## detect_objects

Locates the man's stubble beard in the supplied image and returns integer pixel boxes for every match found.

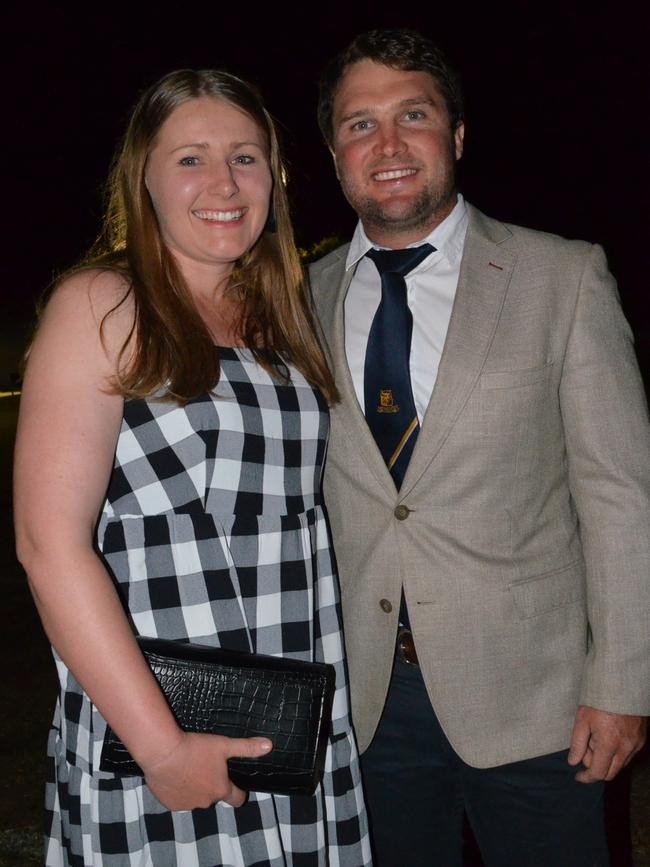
[349,180,457,238]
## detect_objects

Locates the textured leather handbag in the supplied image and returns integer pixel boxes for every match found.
[100,636,336,796]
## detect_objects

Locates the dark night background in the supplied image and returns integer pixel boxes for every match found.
[2,3,649,383]
[1,2,649,863]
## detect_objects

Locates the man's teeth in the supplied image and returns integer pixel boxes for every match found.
[373,169,417,181]
[193,209,245,221]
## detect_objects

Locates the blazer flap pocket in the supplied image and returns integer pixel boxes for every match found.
[509,561,585,620]
[481,362,553,390]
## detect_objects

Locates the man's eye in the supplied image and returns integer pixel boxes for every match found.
[351,120,372,131]
[232,154,255,165]
[178,156,200,167]
[405,110,425,121]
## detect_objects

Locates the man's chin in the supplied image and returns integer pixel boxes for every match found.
[356,190,456,237]
[362,204,437,237]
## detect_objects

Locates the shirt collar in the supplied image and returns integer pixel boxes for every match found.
[345,193,468,271]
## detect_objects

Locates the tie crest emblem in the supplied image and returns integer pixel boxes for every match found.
[377,389,400,413]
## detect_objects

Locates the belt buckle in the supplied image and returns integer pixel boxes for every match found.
[396,626,419,667]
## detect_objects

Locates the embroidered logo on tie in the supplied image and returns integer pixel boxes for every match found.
[377,389,400,413]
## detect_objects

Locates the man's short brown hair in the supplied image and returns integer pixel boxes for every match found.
[317,28,464,149]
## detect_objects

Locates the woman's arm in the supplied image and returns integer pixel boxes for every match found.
[14,271,270,809]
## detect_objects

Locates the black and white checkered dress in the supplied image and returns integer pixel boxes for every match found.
[44,348,371,867]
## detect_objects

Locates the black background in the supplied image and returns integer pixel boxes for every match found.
[3,3,649,382]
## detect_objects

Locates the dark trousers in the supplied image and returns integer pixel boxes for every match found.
[360,657,609,867]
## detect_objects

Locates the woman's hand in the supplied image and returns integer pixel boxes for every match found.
[142,731,273,810]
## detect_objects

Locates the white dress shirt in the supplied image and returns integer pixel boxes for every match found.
[344,195,468,420]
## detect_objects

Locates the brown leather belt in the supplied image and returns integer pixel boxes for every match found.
[396,626,419,666]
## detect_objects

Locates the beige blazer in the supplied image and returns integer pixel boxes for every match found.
[309,204,650,767]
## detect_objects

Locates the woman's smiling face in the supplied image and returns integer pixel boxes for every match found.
[145,95,272,286]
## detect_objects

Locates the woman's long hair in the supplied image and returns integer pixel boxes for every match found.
[77,69,338,403]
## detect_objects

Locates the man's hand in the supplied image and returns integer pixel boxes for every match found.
[568,705,647,783]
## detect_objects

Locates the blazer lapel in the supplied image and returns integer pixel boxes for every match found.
[320,256,398,494]
[401,209,516,495]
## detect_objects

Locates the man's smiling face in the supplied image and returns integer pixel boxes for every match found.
[331,59,464,248]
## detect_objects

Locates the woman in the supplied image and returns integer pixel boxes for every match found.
[14,69,371,867]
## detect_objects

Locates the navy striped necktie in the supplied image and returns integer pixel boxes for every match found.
[364,244,434,489]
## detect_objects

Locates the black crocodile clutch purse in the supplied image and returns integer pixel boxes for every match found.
[100,637,336,796]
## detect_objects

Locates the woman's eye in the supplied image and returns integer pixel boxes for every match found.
[232,154,255,165]
[352,120,372,132]
[178,156,200,167]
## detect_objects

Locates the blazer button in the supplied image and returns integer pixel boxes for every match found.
[394,504,410,521]
[379,598,393,613]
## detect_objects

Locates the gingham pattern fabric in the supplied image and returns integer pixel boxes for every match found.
[45,348,371,867]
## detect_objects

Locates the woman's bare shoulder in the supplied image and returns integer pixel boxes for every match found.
[48,267,133,325]
[38,267,135,367]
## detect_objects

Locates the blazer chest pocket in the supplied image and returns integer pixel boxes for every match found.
[472,362,555,438]
[509,561,586,620]
[480,361,553,391]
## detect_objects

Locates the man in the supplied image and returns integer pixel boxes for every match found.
[309,29,650,867]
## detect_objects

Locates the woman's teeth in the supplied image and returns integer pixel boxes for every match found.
[193,209,245,221]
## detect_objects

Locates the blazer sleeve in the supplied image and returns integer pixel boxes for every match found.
[560,243,650,715]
